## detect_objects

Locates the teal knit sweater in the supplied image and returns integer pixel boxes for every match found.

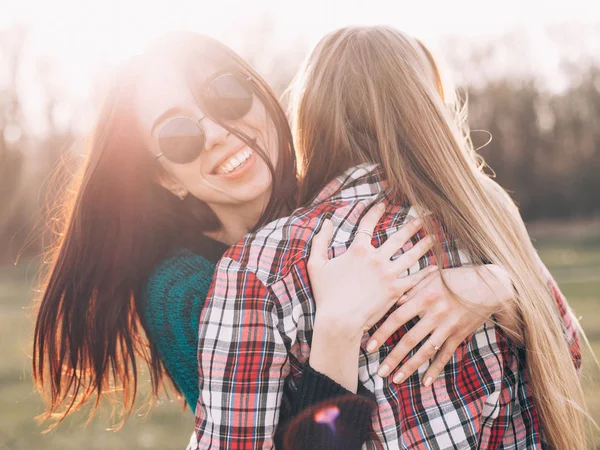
[143,248,216,409]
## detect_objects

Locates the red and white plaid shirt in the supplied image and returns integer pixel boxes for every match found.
[190,164,581,450]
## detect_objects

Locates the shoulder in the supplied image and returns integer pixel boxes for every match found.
[479,175,519,215]
[145,248,217,302]
[478,175,536,249]
[220,210,326,286]
[143,249,218,340]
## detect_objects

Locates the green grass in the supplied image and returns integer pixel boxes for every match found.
[0,261,193,450]
[531,225,600,448]
[1,223,599,449]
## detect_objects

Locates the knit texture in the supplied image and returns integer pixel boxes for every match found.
[283,395,376,450]
[143,248,217,409]
[275,365,376,449]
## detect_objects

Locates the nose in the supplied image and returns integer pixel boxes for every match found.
[201,116,230,152]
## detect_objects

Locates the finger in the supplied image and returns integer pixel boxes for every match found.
[391,326,453,385]
[397,270,439,305]
[379,217,423,260]
[375,317,434,377]
[362,271,432,331]
[421,335,464,387]
[394,266,437,299]
[351,202,386,249]
[394,235,435,274]
[365,300,423,354]
[308,219,333,268]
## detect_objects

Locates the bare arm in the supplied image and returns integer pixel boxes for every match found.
[307,203,435,391]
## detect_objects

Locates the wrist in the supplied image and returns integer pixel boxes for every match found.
[482,265,515,308]
[310,315,362,393]
[314,311,364,343]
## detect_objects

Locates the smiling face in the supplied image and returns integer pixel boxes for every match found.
[134,57,278,213]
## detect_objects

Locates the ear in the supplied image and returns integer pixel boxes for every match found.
[155,167,188,200]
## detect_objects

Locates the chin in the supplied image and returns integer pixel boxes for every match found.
[234,181,272,204]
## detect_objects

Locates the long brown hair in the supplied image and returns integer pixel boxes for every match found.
[291,26,589,449]
[33,32,297,427]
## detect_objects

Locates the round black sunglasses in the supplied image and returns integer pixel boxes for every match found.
[155,72,253,165]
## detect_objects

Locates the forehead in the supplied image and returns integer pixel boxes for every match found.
[133,58,215,132]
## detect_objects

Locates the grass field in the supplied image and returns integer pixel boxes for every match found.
[1,222,599,449]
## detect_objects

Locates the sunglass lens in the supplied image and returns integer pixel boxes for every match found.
[205,74,253,121]
[158,118,205,164]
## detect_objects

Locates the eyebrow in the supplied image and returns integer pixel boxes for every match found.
[150,107,188,135]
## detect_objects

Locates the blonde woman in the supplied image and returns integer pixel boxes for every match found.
[192,27,585,449]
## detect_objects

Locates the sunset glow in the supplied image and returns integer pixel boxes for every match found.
[4,0,599,86]
[1,0,598,136]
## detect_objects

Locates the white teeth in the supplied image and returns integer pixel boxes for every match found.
[217,148,253,174]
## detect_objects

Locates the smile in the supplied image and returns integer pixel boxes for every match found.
[215,148,254,175]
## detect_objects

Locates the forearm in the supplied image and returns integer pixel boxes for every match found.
[309,313,363,393]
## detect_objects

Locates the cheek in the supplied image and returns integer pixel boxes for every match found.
[185,178,227,204]
[169,163,211,195]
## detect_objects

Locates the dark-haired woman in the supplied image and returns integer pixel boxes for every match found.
[33,32,517,449]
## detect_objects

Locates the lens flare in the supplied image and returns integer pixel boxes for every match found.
[313,405,340,434]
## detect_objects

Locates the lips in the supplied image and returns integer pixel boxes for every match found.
[211,138,258,175]
[210,143,245,174]
[215,147,253,174]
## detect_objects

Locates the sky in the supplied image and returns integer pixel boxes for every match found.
[4,0,599,71]
[1,0,599,134]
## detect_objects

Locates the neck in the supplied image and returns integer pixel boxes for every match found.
[205,192,270,245]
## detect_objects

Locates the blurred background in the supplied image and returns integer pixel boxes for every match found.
[1,0,599,448]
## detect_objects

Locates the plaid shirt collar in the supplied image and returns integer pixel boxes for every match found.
[310,163,385,205]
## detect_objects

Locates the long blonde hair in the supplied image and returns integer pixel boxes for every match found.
[291,26,589,449]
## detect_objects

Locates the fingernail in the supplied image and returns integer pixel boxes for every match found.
[378,364,390,377]
[366,340,378,353]
[424,376,433,387]
[378,202,386,209]
[413,218,422,227]
[393,371,405,384]
[399,295,408,303]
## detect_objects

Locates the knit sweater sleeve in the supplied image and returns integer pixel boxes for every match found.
[143,249,217,410]
[274,365,376,449]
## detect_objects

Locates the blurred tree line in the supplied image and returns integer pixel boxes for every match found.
[0,25,599,263]
[469,68,600,220]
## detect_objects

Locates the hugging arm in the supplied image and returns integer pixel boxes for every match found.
[307,202,519,387]
[192,259,288,449]
[307,203,434,392]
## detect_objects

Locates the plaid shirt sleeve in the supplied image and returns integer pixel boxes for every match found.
[191,256,297,449]
[489,252,583,449]
[535,252,583,373]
